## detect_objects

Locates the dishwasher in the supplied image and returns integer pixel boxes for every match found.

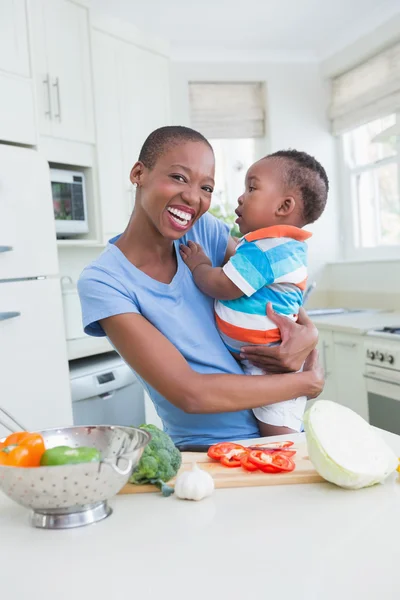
[69,352,145,427]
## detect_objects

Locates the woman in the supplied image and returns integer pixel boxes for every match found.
[78,126,322,447]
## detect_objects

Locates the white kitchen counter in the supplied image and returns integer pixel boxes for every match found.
[311,309,400,335]
[1,431,400,600]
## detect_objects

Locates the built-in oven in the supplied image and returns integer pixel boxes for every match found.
[364,332,400,435]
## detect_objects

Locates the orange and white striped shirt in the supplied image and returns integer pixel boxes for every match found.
[215,225,312,353]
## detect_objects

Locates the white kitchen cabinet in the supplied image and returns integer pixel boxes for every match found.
[91,31,126,239]
[118,42,170,189]
[92,29,170,240]
[0,0,36,145]
[0,278,73,437]
[0,0,30,77]
[0,144,58,280]
[317,330,337,402]
[28,0,94,143]
[332,332,368,420]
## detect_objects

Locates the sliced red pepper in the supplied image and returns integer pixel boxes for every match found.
[239,452,259,472]
[220,454,242,468]
[249,441,294,451]
[278,450,296,458]
[207,442,246,461]
[248,450,280,471]
[247,449,296,473]
[270,454,295,472]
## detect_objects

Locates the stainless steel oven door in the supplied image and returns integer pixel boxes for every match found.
[365,366,400,435]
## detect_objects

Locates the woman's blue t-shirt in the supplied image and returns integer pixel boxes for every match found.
[78,212,259,446]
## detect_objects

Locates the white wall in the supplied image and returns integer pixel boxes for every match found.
[170,61,340,282]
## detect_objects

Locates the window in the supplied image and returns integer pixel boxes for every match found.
[189,82,266,237]
[341,114,400,259]
[209,138,256,237]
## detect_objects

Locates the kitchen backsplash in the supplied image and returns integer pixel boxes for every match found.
[308,260,400,311]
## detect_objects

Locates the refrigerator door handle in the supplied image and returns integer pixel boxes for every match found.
[0,312,21,321]
[0,246,13,253]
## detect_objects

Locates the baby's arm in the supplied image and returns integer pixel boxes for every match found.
[180,240,243,301]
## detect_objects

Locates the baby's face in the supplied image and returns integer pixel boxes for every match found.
[235,158,289,235]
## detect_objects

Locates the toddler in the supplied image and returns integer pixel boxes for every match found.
[180,149,328,436]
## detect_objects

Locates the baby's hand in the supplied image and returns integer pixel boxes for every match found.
[179,241,212,273]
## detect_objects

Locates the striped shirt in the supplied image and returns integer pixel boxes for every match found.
[215,225,312,353]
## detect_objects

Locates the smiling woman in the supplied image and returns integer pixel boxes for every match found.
[78,126,322,447]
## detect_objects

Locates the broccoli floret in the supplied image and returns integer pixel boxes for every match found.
[130,424,182,496]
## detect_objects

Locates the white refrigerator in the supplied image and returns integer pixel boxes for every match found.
[0,144,73,436]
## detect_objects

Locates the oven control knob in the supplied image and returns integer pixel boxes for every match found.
[386,354,395,365]
[367,350,376,360]
[377,352,384,362]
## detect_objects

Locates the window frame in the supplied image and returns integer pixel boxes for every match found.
[339,115,400,262]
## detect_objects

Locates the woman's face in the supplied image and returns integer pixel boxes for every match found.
[132,141,215,240]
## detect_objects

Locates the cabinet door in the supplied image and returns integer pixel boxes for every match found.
[317,330,337,402]
[0,72,36,145]
[0,278,73,438]
[28,0,52,136]
[92,31,126,240]
[0,145,58,279]
[44,0,94,143]
[30,0,95,142]
[0,0,30,77]
[118,42,170,192]
[333,333,368,420]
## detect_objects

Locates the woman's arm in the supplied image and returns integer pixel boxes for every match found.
[101,312,323,415]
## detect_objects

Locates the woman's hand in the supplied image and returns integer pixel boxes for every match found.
[240,303,319,373]
[302,349,324,398]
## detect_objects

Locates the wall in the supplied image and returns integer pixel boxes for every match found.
[313,260,400,311]
[170,61,341,283]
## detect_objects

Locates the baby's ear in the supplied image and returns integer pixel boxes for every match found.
[276,196,296,216]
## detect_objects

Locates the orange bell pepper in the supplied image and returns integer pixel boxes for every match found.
[0,431,45,467]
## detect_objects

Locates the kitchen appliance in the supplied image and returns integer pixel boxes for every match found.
[0,144,73,437]
[69,352,146,427]
[50,168,88,236]
[0,421,150,529]
[119,442,323,494]
[365,329,400,435]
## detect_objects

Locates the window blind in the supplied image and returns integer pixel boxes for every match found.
[330,42,400,134]
[189,82,265,139]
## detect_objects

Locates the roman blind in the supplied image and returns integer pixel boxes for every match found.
[330,41,400,134]
[189,82,265,139]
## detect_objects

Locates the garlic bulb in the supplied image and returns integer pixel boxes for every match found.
[174,463,214,501]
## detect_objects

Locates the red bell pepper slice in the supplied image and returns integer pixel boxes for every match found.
[207,442,246,461]
[220,454,242,467]
[239,452,259,472]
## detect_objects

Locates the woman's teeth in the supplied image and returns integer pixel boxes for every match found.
[167,207,192,226]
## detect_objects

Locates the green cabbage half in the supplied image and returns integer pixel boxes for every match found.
[304,400,398,489]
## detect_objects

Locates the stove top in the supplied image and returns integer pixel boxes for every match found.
[376,326,400,335]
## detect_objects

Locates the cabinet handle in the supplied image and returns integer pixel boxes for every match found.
[43,74,52,119]
[0,311,21,321]
[322,341,331,377]
[0,246,13,253]
[53,77,62,121]
[335,341,356,348]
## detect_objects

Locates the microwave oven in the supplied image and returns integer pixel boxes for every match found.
[51,168,89,236]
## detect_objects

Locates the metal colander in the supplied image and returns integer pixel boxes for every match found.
[0,424,150,529]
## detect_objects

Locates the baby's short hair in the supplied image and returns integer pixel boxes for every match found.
[138,126,213,169]
[266,149,329,224]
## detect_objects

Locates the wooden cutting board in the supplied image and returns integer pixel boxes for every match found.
[118,442,323,494]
